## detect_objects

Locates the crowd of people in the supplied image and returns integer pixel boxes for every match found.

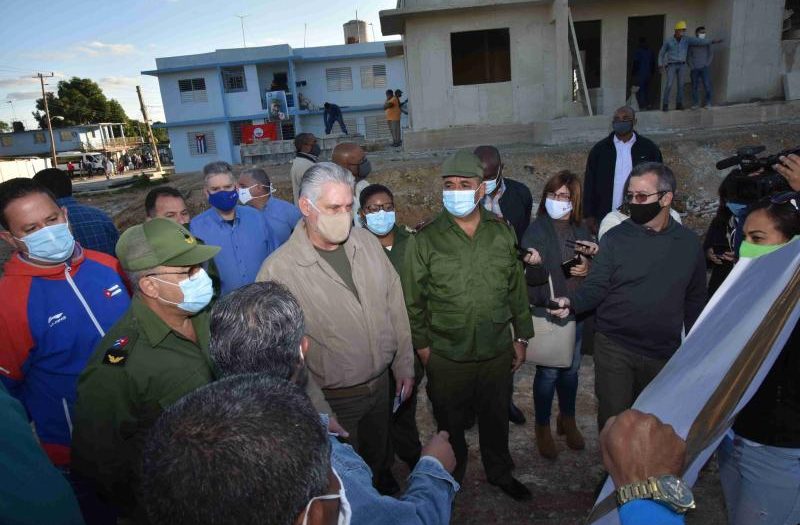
[0,106,798,525]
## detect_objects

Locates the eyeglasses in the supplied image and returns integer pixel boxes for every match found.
[770,191,800,211]
[364,203,395,213]
[547,192,572,202]
[625,191,667,204]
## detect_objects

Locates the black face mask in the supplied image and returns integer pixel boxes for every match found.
[629,201,663,224]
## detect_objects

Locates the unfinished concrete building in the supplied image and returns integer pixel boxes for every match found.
[380,0,800,150]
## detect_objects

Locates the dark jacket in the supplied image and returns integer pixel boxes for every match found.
[521,214,592,307]
[498,178,533,242]
[569,218,707,360]
[583,132,663,222]
[734,321,800,447]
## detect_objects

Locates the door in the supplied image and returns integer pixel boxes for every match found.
[627,15,665,110]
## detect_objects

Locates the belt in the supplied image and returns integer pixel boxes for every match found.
[322,369,388,400]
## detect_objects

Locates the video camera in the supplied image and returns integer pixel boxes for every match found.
[716,145,797,204]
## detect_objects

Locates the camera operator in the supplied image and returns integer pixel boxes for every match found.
[718,192,800,525]
[774,153,800,192]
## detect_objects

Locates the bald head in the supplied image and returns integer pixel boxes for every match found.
[474,145,502,181]
[332,142,367,178]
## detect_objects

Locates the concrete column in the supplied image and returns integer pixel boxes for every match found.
[551,0,571,118]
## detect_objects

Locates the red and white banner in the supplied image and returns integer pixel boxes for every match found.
[242,123,278,144]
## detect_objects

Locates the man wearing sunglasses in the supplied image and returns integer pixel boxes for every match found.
[71,218,220,521]
[551,162,707,431]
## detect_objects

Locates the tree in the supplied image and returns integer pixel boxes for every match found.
[0,120,9,133]
[33,77,127,128]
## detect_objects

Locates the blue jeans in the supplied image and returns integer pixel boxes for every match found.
[533,322,583,426]
[324,113,348,135]
[690,66,713,106]
[662,63,685,108]
[718,435,800,525]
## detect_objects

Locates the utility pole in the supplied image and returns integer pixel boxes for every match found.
[5,100,17,122]
[236,14,248,47]
[35,72,58,167]
[136,85,164,178]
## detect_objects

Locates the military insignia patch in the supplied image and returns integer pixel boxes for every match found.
[102,337,129,366]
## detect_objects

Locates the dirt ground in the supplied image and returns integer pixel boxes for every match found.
[5,121,796,523]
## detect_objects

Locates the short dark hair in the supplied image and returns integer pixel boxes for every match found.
[239,167,271,188]
[359,183,394,209]
[386,89,394,96]
[294,132,315,152]
[209,282,305,381]
[628,162,677,194]
[32,168,72,199]
[324,102,331,109]
[144,186,185,218]
[140,375,330,525]
[0,178,58,230]
[696,26,706,34]
[747,194,800,241]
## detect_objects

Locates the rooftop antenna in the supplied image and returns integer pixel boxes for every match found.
[369,22,376,42]
[236,14,249,47]
[304,23,307,48]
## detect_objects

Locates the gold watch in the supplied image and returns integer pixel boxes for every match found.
[616,475,695,514]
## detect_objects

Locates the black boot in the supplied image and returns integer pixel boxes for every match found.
[509,401,526,425]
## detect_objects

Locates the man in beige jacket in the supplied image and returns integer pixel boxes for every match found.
[256,161,414,495]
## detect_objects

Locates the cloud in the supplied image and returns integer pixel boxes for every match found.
[5,91,41,101]
[76,41,137,56]
[0,73,66,89]
[98,76,140,87]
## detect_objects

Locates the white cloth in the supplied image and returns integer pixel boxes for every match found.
[352,179,370,228]
[290,156,315,204]
[612,133,637,211]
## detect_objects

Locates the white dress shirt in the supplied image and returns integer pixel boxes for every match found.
[612,133,637,211]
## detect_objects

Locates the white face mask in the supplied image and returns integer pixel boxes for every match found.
[237,184,272,205]
[698,33,707,39]
[544,198,573,220]
[301,468,351,525]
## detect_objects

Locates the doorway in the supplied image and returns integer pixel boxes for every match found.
[574,20,602,90]
[627,15,664,111]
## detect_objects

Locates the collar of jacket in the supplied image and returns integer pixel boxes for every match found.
[296,152,318,163]
[437,206,499,233]
[290,220,358,267]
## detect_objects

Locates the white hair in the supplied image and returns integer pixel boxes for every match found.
[299,162,354,204]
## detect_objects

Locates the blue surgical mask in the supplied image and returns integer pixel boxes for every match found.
[484,177,499,195]
[443,187,480,218]
[208,190,239,212]
[16,222,75,263]
[151,269,214,313]
[726,202,748,216]
[365,210,396,236]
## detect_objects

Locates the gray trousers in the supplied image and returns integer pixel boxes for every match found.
[663,62,686,108]
[593,332,669,430]
[388,120,401,145]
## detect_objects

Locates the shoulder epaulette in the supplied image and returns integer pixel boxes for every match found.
[414,218,434,232]
[404,225,416,235]
[102,336,133,367]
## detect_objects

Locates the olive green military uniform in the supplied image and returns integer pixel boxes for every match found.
[71,219,219,516]
[384,224,424,468]
[403,157,533,485]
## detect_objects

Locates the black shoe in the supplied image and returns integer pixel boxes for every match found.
[375,471,401,496]
[491,477,532,501]
[509,402,526,425]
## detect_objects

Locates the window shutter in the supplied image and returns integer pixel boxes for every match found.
[326,67,353,92]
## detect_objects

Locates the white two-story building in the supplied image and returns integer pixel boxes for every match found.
[143,41,406,173]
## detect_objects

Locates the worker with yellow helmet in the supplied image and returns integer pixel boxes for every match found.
[658,20,722,111]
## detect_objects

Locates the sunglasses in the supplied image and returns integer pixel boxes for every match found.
[625,190,667,204]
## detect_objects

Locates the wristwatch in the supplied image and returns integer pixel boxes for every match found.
[616,475,695,514]
[514,338,529,347]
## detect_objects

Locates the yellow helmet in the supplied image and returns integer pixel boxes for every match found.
[675,20,687,30]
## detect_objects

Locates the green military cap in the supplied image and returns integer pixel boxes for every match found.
[441,149,483,178]
[116,218,220,272]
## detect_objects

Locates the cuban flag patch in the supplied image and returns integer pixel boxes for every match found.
[104,284,122,298]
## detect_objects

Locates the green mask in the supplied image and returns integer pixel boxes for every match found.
[739,240,787,258]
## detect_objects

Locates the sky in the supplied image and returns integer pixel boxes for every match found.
[0,0,398,129]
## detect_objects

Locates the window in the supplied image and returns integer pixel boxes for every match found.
[34,132,46,144]
[59,131,74,141]
[360,64,387,89]
[326,67,353,92]
[222,67,247,93]
[0,136,12,147]
[187,130,217,156]
[230,120,252,146]
[450,28,511,86]
[178,78,208,103]
[364,114,392,140]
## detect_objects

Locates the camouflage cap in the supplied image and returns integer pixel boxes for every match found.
[116,218,220,272]
[441,149,483,179]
